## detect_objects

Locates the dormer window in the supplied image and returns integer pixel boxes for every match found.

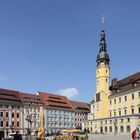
[117,89,120,92]
[125,96,127,101]
[139,92,140,98]
[132,82,137,87]
[110,100,112,105]
[130,79,138,88]
[119,97,121,103]
[114,99,116,104]
[132,94,134,100]
[133,83,137,87]
[101,121,103,125]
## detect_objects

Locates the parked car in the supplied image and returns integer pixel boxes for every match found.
[6,133,15,140]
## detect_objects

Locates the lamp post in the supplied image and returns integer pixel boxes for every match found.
[113,119,117,136]
[9,106,12,133]
[10,125,13,133]
[26,115,32,140]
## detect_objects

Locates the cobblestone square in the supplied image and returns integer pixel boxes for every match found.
[45,134,132,140]
[88,134,131,140]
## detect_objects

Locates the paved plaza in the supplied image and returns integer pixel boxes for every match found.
[88,134,132,140]
[45,134,132,140]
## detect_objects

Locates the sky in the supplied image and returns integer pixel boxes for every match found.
[0,0,140,103]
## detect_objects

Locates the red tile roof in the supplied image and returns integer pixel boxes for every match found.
[109,72,140,97]
[20,92,43,105]
[38,92,74,111]
[70,100,90,112]
[0,88,21,102]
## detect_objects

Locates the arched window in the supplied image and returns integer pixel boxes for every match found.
[100,127,103,133]
[127,126,130,133]
[115,126,118,133]
[109,126,112,132]
[120,126,124,132]
[90,127,93,132]
[105,127,107,132]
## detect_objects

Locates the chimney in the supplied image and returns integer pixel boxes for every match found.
[111,78,117,86]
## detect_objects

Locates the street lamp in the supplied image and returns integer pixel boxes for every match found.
[113,119,117,136]
[10,125,13,133]
[9,106,12,133]
[26,115,32,135]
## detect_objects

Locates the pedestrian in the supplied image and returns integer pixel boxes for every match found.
[85,133,88,140]
[73,135,78,140]
[132,127,140,140]
[13,131,22,140]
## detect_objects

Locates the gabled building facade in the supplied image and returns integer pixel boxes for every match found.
[37,92,75,135]
[108,72,140,133]
[70,101,90,129]
[0,88,90,137]
[0,88,22,137]
[20,92,43,135]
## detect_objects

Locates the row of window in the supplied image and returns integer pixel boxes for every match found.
[12,120,38,128]
[76,113,85,116]
[85,118,130,126]
[110,92,140,105]
[0,121,20,127]
[76,123,82,126]
[26,108,40,112]
[75,118,85,122]
[110,107,140,117]
[0,105,20,109]
[0,112,20,118]
[46,114,74,119]
[47,116,73,120]
[85,125,130,133]
[97,69,108,75]
[47,110,74,116]
[101,118,130,124]
[47,123,74,127]
[30,123,39,128]
[47,117,72,122]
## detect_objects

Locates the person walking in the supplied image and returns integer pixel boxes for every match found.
[13,131,22,140]
[132,127,140,140]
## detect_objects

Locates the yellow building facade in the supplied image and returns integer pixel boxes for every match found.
[82,28,140,134]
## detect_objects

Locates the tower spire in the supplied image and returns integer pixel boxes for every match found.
[101,15,105,30]
[95,16,110,119]
[96,16,110,65]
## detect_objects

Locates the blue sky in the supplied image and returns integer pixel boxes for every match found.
[0,0,140,102]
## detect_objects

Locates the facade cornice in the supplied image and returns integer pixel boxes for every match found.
[83,114,140,122]
[109,87,140,99]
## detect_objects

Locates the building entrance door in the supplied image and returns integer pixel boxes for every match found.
[0,131,4,140]
[100,127,103,133]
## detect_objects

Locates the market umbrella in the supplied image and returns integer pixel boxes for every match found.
[37,105,45,140]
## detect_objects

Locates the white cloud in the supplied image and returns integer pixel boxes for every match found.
[0,74,8,81]
[56,88,79,99]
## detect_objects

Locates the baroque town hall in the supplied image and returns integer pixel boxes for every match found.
[82,25,140,134]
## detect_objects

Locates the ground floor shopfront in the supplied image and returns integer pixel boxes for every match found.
[82,115,140,134]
